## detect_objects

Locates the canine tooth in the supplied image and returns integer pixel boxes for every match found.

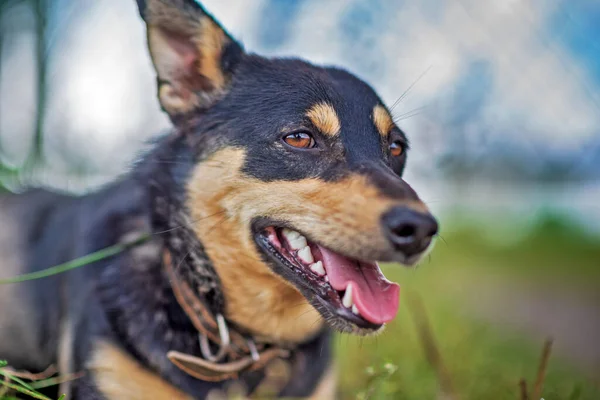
[289,236,307,250]
[352,304,359,315]
[297,246,314,264]
[282,229,307,250]
[324,276,329,282]
[342,284,353,308]
[282,228,300,239]
[310,261,325,276]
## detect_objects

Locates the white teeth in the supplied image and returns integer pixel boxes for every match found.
[282,228,307,250]
[324,276,329,282]
[297,246,314,264]
[352,304,359,315]
[282,228,300,239]
[310,261,325,276]
[290,236,307,250]
[342,284,353,308]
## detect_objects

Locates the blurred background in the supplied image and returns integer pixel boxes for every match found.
[1,0,599,398]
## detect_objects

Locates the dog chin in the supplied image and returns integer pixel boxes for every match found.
[398,240,437,267]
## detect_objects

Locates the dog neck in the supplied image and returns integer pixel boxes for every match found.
[94,144,268,393]
[141,135,227,316]
[92,136,334,394]
[140,135,323,343]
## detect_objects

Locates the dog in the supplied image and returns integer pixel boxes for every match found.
[0,0,438,398]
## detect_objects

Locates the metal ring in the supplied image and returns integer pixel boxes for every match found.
[199,314,230,362]
[247,339,260,362]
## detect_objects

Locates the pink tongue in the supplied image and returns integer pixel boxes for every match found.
[317,245,400,325]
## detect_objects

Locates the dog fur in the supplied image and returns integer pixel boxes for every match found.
[0,1,437,398]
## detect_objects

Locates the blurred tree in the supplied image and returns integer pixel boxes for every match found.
[0,0,49,191]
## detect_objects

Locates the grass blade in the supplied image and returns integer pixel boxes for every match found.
[519,379,529,400]
[406,293,457,400]
[531,338,553,400]
[30,372,84,389]
[0,234,150,284]
[0,381,52,400]
[0,369,36,391]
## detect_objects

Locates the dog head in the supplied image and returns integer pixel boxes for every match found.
[137,0,438,342]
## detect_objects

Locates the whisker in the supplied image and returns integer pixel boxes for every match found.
[394,108,426,122]
[389,65,433,112]
[437,234,448,246]
[287,302,312,310]
[298,308,319,318]
[309,317,323,330]
[153,210,227,235]
[205,214,231,236]
[173,249,193,274]
[393,105,428,122]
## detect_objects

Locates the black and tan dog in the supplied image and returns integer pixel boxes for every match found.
[0,0,438,398]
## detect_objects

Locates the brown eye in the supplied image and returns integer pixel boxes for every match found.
[390,141,404,157]
[283,132,316,149]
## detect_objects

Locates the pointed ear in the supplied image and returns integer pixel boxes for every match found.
[136,0,244,119]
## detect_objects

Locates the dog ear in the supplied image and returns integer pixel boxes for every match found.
[136,0,244,120]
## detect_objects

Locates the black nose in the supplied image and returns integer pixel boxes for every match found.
[382,207,439,258]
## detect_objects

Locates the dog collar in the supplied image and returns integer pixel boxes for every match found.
[163,250,291,382]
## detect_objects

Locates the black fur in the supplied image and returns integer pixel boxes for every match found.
[185,55,414,196]
[0,1,436,398]
[0,135,332,398]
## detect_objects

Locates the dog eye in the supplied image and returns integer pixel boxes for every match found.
[390,141,404,157]
[283,132,316,149]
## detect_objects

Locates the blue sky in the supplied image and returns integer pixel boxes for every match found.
[549,0,600,87]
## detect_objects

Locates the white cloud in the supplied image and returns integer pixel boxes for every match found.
[2,0,598,186]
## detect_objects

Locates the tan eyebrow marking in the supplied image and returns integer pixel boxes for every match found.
[306,102,341,137]
[373,105,394,138]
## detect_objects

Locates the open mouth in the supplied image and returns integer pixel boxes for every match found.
[254,224,400,333]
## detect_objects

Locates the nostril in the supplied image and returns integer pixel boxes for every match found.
[382,207,439,255]
[393,224,416,240]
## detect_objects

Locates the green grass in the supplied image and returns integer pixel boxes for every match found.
[2,214,598,399]
[337,216,600,400]
[439,212,600,289]
[0,363,66,400]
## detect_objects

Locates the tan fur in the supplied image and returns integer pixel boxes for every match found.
[144,1,231,115]
[91,340,334,400]
[90,341,192,400]
[308,363,337,399]
[186,149,427,343]
[196,17,227,90]
[373,105,394,138]
[156,80,198,115]
[306,103,341,137]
